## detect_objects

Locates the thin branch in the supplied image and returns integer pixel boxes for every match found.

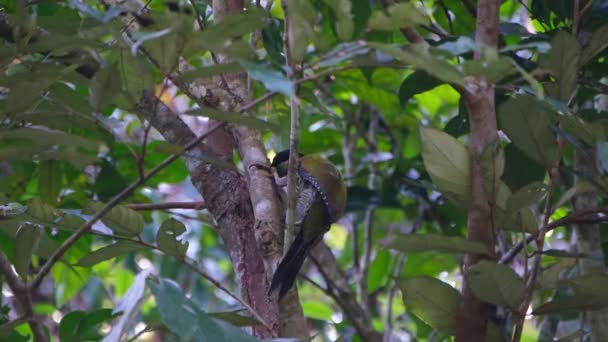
[125,201,205,211]
[29,122,226,292]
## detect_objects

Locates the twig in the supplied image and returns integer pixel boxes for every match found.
[125,201,205,211]
[282,0,301,253]
[512,183,555,342]
[29,122,226,292]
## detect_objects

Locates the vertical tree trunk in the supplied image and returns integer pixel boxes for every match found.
[455,0,500,341]
[573,149,608,342]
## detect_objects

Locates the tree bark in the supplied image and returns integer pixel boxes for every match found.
[455,0,500,341]
[573,149,608,342]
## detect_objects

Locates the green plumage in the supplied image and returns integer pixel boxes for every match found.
[270,151,346,298]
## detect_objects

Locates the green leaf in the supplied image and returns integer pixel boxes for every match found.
[537,258,577,289]
[324,0,354,41]
[506,181,549,214]
[115,49,154,106]
[367,249,391,292]
[156,218,188,259]
[149,278,261,342]
[367,3,429,31]
[387,233,490,255]
[559,114,601,146]
[77,241,148,267]
[302,301,334,321]
[240,61,293,98]
[419,127,471,207]
[14,223,41,279]
[398,277,461,335]
[283,0,316,63]
[398,71,442,106]
[89,62,121,112]
[580,24,608,66]
[59,309,116,342]
[38,160,62,205]
[370,42,465,86]
[84,202,144,237]
[26,199,58,224]
[480,139,505,200]
[539,31,580,102]
[209,311,260,327]
[498,96,558,168]
[461,54,516,83]
[533,274,608,315]
[185,107,281,133]
[465,261,525,309]
[178,62,243,83]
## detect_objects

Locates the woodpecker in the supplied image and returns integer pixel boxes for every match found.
[270,150,347,298]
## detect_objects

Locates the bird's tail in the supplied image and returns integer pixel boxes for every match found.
[270,229,315,298]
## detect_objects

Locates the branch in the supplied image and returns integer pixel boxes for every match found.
[0,253,46,341]
[29,123,226,292]
[310,243,382,342]
[455,0,500,341]
[125,201,205,211]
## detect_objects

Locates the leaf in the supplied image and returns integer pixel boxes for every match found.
[398,71,442,105]
[533,292,608,315]
[498,96,558,168]
[539,31,580,102]
[77,241,148,267]
[156,218,188,259]
[506,181,549,214]
[461,54,516,83]
[302,301,334,321]
[240,61,293,98]
[209,311,260,327]
[184,107,281,133]
[104,269,152,341]
[89,62,121,112]
[480,139,505,199]
[556,181,595,208]
[59,309,116,342]
[559,114,601,146]
[315,42,369,69]
[387,233,490,255]
[580,24,608,66]
[466,261,526,309]
[370,42,465,86]
[398,277,461,335]
[115,49,154,105]
[84,202,144,237]
[178,62,243,83]
[26,199,58,224]
[367,3,429,31]
[38,160,62,205]
[419,127,471,207]
[149,278,261,342]
[14,223,41,278]
[367,249,391,292]
[324,0,354,41]
[597,142,608,175]
[537,258,577,289]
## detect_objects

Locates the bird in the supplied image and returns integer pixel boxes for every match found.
[269,150,347,298]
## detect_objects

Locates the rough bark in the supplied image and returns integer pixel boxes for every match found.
[454,0,500,341]
[573,149,608,342]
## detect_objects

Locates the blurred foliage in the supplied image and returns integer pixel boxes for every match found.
[0,0,608,341]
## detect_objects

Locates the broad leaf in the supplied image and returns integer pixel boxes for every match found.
[580,24,608,66]
[419,127,471,207]
[398,71,442,106]
[89,63,121,112]
[14,223,41,278]
[498,96,558,168]
[324,0,354,41]
[387,233,490,255]
[539,31,580,102]
[77,241,148,267]
[465,261,525,309]
[240,62,293,98]
[506,181,549,214]
[38,160,62,205]
[84,202,144,237]
[367,3,429,31]
[149,278,261,342]
[398,277,461,335]
[59,309,116,342]
[156,218,188,259]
